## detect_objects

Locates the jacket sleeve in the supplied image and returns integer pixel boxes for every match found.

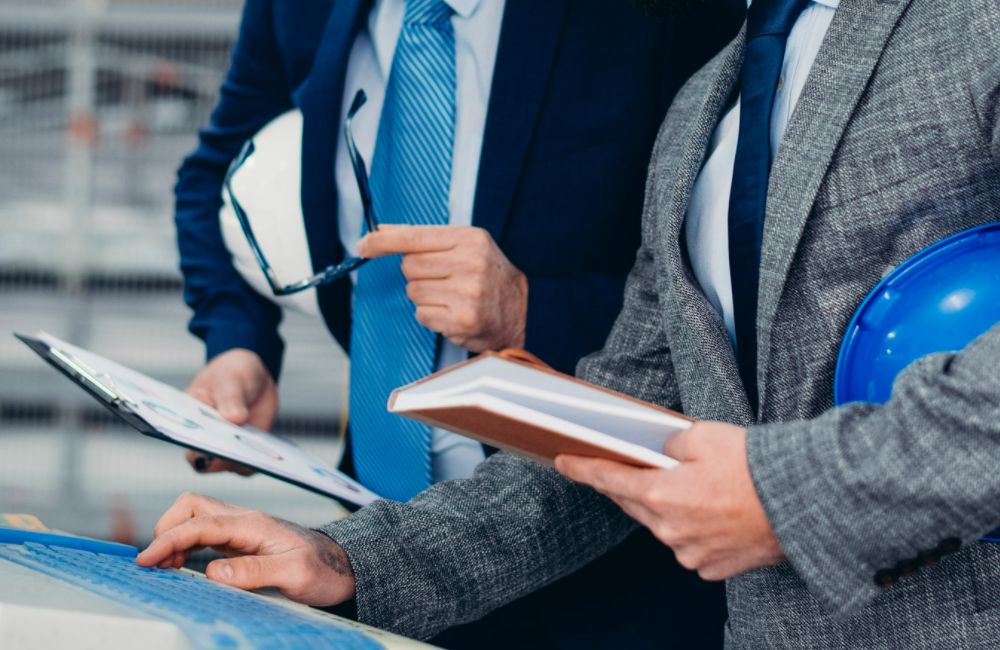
[318,138,684,640]
[319,453,637,640]
[747,322,1000,617]
[174,0,293,380]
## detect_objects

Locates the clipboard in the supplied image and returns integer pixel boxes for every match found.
[16,332,380,507]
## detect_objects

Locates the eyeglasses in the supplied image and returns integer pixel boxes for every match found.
[223,89,380,297]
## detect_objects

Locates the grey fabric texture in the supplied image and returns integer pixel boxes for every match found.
[322,0,1000,645]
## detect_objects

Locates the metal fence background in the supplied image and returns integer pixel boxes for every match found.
[0,0,351,544]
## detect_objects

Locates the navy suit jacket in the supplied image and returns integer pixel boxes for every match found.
[175,0,743,380]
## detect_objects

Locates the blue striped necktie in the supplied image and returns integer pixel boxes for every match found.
[350,0,456,501]
[727,0,809,411]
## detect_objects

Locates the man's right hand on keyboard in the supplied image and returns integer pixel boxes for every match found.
[136,492,356,607]
[183,349,278,476]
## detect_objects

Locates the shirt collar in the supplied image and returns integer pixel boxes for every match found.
[446,0,481,19]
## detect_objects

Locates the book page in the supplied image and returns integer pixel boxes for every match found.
[394,356,689,455]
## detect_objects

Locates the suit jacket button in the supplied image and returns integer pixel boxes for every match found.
[938,537,962,555]
[897,559,919,577]
[917,549,940,568]
[874,569,896,588]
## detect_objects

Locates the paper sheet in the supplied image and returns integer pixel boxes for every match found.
[35,332,380,507]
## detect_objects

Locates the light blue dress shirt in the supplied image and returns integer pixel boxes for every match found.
[685,0,840,347]
[335,0,507,481]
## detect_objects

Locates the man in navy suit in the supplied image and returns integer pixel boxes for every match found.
[174,0,741,646]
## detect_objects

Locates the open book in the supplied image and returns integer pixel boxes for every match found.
[390,350,690,469]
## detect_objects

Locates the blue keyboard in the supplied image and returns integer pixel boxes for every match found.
[0,529,383,650]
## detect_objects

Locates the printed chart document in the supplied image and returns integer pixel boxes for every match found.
[390,350,691,469]
[17,332,380,507]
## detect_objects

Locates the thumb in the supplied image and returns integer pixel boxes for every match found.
[213,382,250,424]
[662,424,699,462]
[206,555,283,591]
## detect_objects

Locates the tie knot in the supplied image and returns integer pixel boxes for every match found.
[746,0,811,40]
[404,0,454,26]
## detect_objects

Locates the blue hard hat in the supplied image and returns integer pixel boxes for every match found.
[835,222,1000,406]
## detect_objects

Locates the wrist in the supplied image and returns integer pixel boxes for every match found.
[508,272,529,349]
[309,529,358,605]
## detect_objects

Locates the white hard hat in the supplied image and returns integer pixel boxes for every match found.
[218,109,321,318]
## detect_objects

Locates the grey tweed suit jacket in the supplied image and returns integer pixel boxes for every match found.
[321,0,1000,646]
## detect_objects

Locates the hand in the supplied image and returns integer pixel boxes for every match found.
[555,421,784,581]
[137,493,356,606]
[183,348,278,475]
[357,225,529,352]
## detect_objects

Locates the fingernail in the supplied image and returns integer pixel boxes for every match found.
[218,562,234,580]
[194,455,214,471]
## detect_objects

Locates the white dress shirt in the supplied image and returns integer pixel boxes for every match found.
[684,0,839,347]
[334,0,506,481]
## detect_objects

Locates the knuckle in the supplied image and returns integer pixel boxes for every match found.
[652,522,677,546]
[472,228,490,246]
[204,514,225,529]
[698,566,722,582]
[465,281,485,302]
[242,556,264,579]
[247,511,272,527]
[643,487,669,510]
[674,549,700,571]
[457,308,478,332]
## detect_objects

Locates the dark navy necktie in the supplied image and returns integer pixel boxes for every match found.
[727,0,810,411]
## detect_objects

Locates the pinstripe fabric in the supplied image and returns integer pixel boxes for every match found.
[350,0,456,501]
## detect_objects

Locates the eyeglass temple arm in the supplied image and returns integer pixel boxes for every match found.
[271,256,369,296]
[344,90,380,236]
[224,141,290,295]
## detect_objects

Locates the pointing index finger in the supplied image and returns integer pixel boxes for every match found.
[358,225,459,258]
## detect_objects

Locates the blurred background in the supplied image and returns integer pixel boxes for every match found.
[0,0,351,547]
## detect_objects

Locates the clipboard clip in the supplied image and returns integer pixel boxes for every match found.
[15,333,125,406]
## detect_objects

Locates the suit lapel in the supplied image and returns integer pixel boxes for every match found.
[471,0,569,242]
[297,0,368,272]
[756,0,914,408]
[657,30,757,424]
[296,0,369,348]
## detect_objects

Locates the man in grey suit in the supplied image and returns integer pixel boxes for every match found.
[139,0,1000,645]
